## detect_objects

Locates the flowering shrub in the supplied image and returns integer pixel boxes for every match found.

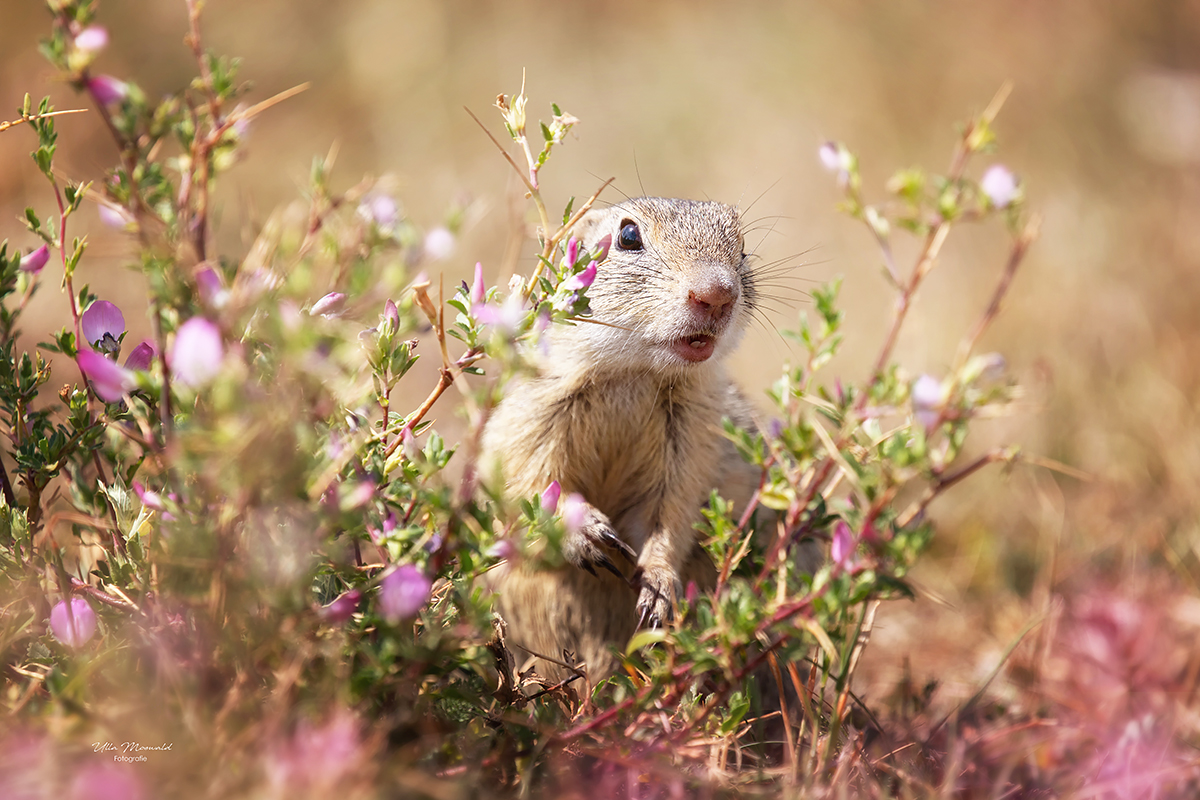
[0,2,1043,797]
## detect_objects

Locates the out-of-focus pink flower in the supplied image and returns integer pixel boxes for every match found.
[97,203,135,230]
[487,538,517,561]
[78,350,134,402]
[88,75,128,106]
[358,192,398,230]
[561,493,588,534]
[122,340,155,372]
[980,165,1019,209]
[565,236,579,269]
[50,597,97,648]
[169,317,223,387]
[473,292,527,335]
[310,292,347,319]
[819,142,854,188]
[401,427,418,460]
[74,26,109,53]
[320,590,362,623]
[911,374,944,431]
[265,711,362,794]
[422,227,454,261]
[563,262,596,291]
[341,479,376,510]
[540,480,561,513]
[469,262,486,307]
[831,521,854,568]
[81,300,125,354]
[195,266,229,309]
[378,564,432,622]
[19,244,49,274]
[70,761,145,800]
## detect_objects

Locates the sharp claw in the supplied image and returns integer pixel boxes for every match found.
[580,561,597,577]
[596,555,626,581]
[637,604,651,629]
[606,534,637,564]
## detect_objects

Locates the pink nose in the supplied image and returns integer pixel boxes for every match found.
[688,281,737,322]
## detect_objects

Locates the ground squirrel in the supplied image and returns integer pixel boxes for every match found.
[483,196,763,682]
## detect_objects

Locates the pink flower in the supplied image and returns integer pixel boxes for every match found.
[540,480,561,513]
[50,597,97,648]
[561,493,588,533]
[563,262,596,291]
[378,564,432,622]
[132,481,166,511]
[310,291,347,319]
[320,590,362,623]
[19,244,49,274]
[74,26,109,53]
[88,75,128,106]
[81,300,125,354]
[830,521,854,568]
[980,165,1019,209]
[78,350,134,402]
[170,317,223,387]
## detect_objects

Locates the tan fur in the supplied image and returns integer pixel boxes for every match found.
[482,197,762,682]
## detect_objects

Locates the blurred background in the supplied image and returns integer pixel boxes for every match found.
[2,0,1199,725]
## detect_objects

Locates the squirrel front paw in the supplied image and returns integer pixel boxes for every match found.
[561,504,637,580]
[634,566,681,629]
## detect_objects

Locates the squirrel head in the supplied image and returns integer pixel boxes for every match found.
[563,197,755,376]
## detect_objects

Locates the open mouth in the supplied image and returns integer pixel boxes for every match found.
[671,334,716,363]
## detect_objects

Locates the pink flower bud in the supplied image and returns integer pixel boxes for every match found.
[19,244,49,274]
[980,165,1019,209]
[88,75,128,106]
[378,564,431,622]
[170,317,224,387]
[401,427,418,460]
[81,300,125,353]
[593,234,612,264]
[78,350,135,402]
[469,262,486,307]
[310,292,347,319]
[831,521,854,568]
[74,26,109,53]
[320,589,362,623]
[487,539,517,561]
[540,480,561,513]
[50,597,97,648]
[565,237,580,269]
[383,299,400,332]
[195,266,229,309]
[122,340,156,372]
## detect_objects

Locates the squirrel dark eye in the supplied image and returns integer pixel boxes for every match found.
[617,221,643,251]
